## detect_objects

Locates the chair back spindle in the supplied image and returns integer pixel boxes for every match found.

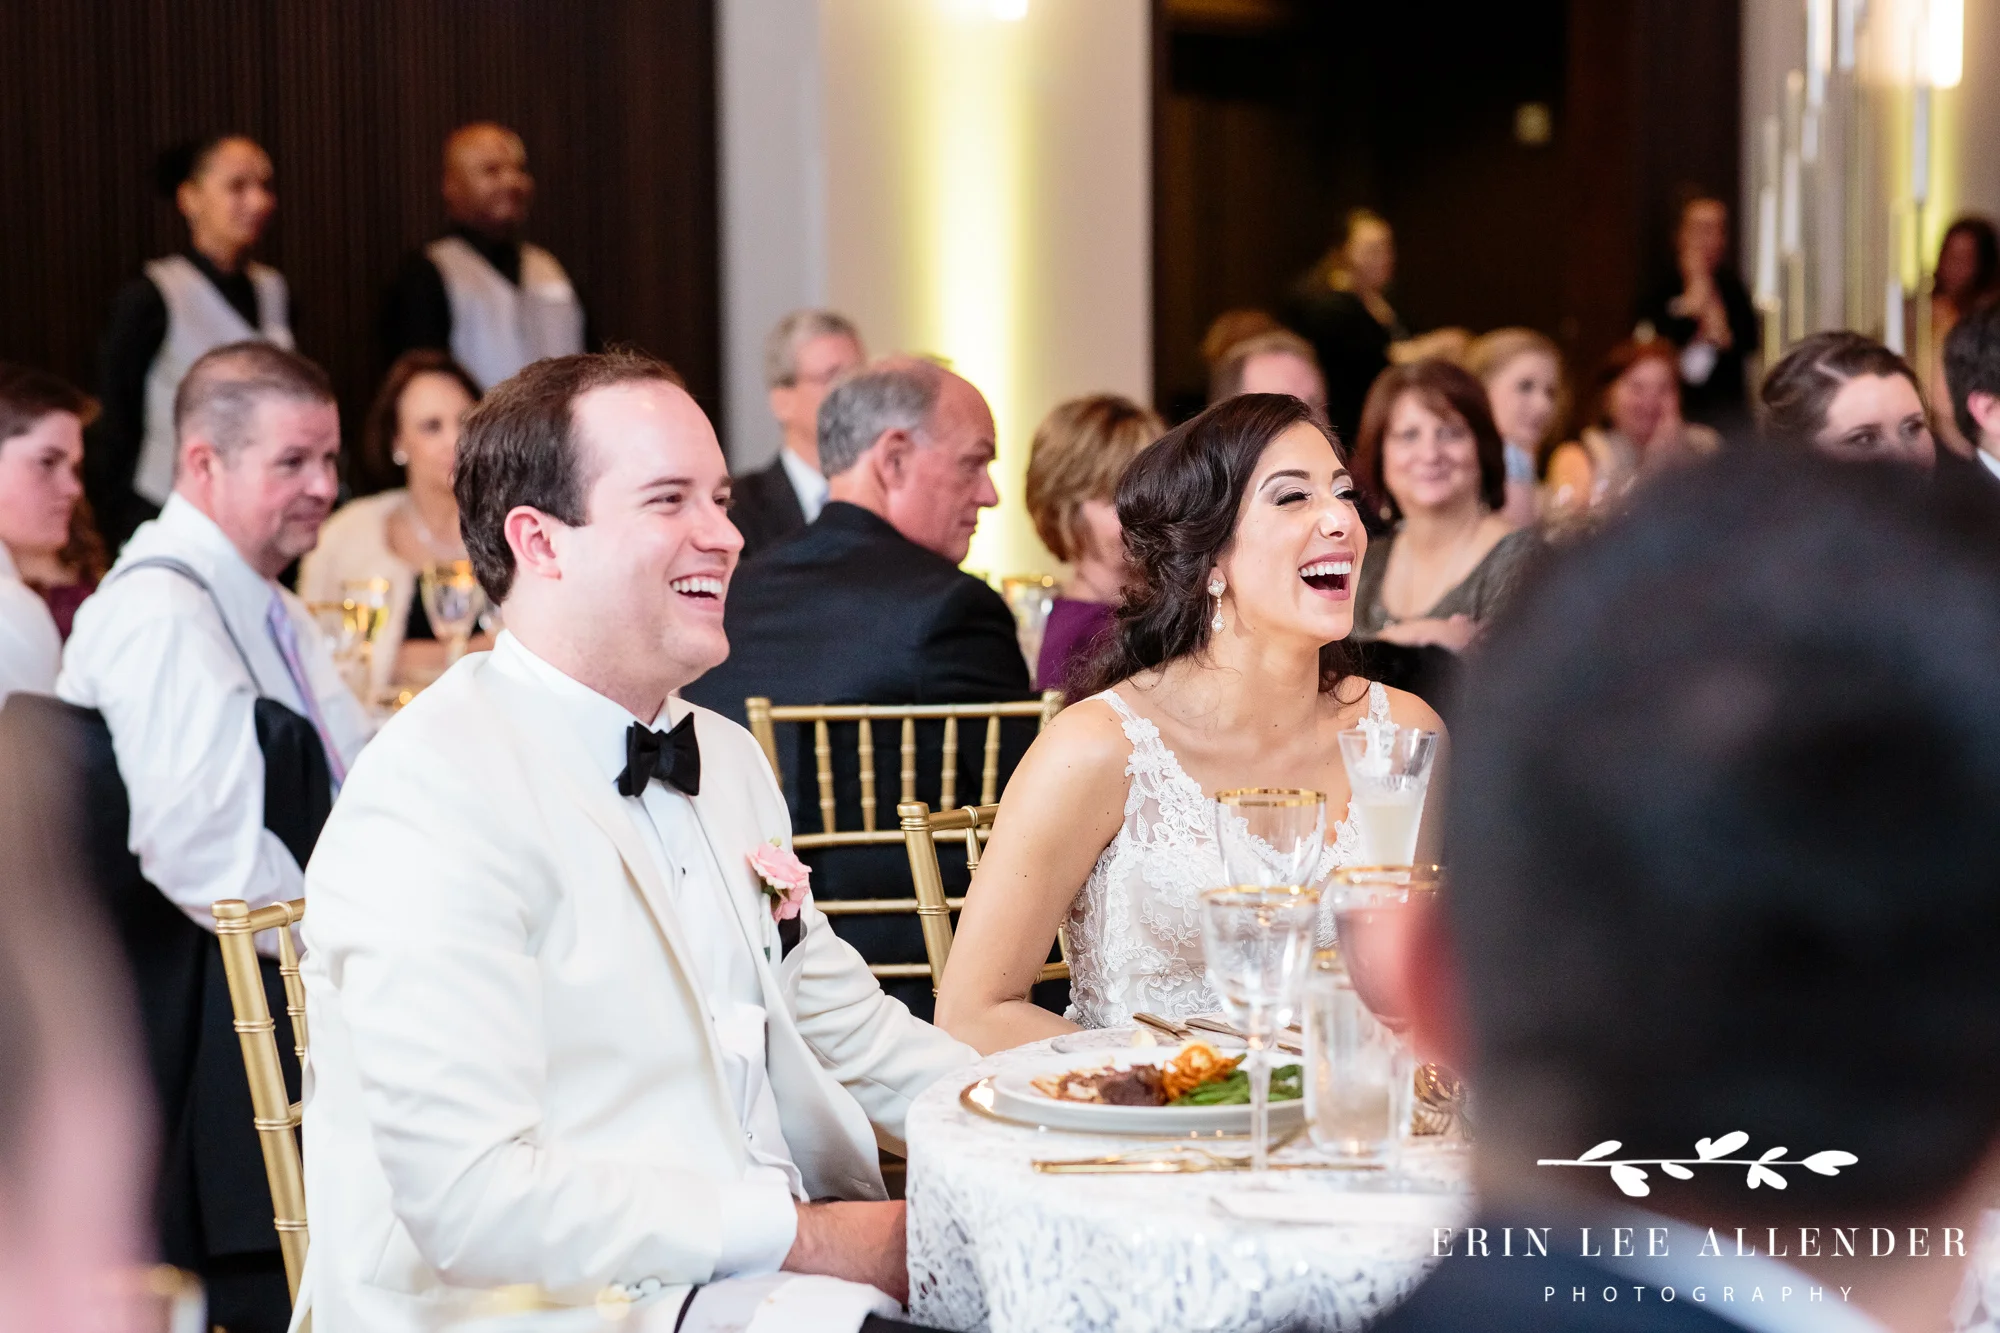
[211,897,311,1302]
[742,694,1061,981]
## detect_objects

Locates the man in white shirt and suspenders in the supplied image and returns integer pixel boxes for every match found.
[381,122,588,390]
[58,341,368,1333]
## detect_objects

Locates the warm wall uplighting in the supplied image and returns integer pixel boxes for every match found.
[915,1,1029,577]
[1926,0,1964,87]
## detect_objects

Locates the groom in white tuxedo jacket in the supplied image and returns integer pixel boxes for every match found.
[293,351,975,1332]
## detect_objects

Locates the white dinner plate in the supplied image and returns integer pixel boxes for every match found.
[988,1049,1307,1136]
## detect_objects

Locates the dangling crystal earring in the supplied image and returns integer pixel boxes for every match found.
[1208,577,1226,633]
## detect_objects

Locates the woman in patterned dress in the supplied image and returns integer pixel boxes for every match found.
[937,393,1443,1055]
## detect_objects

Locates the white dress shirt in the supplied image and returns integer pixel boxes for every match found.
[57,494,371,935]
[488,632,804,1275]
[0,541,61,705]
[778,447,830,525]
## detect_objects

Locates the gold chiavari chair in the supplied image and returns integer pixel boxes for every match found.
[744,693,1062,982]
[898,800,1069,995]
[211,897,310,1305]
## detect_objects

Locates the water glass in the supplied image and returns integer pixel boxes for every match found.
[1213,788,1325,891]
[1302,949,1406,1166]
[1337,723,1439,865]
[420,560,485,664]
[1198,886,1320,1173]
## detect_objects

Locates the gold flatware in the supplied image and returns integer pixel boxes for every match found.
[1182,1015,1305,1056]
[1133,1011,1192,1042]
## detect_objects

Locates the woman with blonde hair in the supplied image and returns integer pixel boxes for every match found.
[1464,327,1566,528]
[1023,394,1164,694]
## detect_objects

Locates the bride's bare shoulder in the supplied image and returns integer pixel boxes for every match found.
[1022,692,1137,785]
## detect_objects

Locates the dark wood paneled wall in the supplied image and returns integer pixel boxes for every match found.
[1154,0,1742,431]
[0,0,718,465]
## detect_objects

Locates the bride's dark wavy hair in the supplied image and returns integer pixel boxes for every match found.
[1074,393,1364,698]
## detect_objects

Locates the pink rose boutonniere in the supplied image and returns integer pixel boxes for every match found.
[748,839,811,921]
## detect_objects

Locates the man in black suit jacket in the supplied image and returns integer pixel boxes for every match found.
[1365,454,2000,1333]
[728,309,866,561]
[687,356,1036,1017]
[1941,296,2000,495]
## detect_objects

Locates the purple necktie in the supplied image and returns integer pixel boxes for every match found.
[266,590,347,788]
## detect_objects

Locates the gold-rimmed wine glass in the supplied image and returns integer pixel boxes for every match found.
[1213,787,1327,890]
[419,559,484,666]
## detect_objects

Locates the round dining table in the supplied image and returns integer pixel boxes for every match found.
[904,1029,1471,1333]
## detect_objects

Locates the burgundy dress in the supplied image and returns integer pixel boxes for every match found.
[1036,596,1116,695]
[37,578,95,640]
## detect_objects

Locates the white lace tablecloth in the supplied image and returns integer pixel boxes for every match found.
[905,1031,1470,1333]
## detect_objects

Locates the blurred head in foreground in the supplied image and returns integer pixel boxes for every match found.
[0,721,152,1330]
[1425,451,2000,1226]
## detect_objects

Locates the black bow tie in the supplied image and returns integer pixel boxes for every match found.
[616,713,701,798]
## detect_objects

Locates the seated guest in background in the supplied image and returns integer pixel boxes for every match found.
[1639,193,1759,433]
[1171,308,1283,423]
[683,357,1032,1018]
[93,135,290,551]
[59,342,367,1333]
[1927,215,2000,453]
[299,350,487,694]
[1023,394,1163,694]
[380,122,587,390]
[730,309,866,560]
[1464,327,1565,528]
[1942,293,2000,490]
[1761,329,1936,468]
[1376,453,2000,1333]
[937,394,1441,1055]
[1209,329,1328,422]
[299,351,971,1332]
[1349,361,1537,656]
[1545,339,1720,518]
[0,366,101,702]
[0,718,154,1333]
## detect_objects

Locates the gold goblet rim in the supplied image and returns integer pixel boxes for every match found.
[1214,786,1327,808]
[1199,884,1324,906]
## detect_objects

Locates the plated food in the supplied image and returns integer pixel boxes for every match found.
[1030,1042,1303,1109]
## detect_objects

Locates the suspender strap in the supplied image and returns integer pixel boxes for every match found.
[114,555,265,693]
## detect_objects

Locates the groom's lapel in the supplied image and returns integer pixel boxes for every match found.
[670,699,795,987]
[478,667,719,1032]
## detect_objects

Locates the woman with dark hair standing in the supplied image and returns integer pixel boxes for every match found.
[1348,360,1538,655]
[91,134,290,550]
[1926,217,2000,454]
[935,394,1442,1054]
[299,351,485,695]
[1760,330,1935,467]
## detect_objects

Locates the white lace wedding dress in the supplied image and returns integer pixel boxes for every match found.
[1061,681,1387,1027]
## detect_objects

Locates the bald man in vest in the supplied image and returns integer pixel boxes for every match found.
[381,122,589,389]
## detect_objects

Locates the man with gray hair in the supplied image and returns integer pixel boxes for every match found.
[729,309,865,560]
[685,356,1032,1018]
[58,340,368,1333]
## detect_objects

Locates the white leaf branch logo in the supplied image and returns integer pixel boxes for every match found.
[1537,1132,1858,1198]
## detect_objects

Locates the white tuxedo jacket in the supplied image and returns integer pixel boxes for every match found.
[291,650,974,1332]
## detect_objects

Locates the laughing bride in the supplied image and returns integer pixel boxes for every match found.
[935,393,1443,1055]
